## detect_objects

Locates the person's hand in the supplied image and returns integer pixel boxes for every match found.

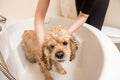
[35,25,45,48]
[34,0,50,48]
[68,11,89,33]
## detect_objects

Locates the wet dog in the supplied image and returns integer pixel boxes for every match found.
[22,25,78,80]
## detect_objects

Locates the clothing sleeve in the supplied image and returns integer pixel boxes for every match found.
[81,0,96,14]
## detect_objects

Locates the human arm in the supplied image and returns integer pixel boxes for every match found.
[34,0,50,48]
[68,11,89,33]
[68,0,97,33]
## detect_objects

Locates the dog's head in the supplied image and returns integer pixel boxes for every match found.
[43,25,78,63]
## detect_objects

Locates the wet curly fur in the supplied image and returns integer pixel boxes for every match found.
[22,25,78,80]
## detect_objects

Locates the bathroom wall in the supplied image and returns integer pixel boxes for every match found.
[0,0,61,22]
[0,0,120,28]
[104,0,120,28]
[0,0,37,22]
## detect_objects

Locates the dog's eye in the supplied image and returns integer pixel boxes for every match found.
[50,45,54,48]
[63,41,68,45]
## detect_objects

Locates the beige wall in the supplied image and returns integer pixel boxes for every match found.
[0,0,37,22]
[104,0,120,28]
[0,0,61,22]
[0,0,120,28]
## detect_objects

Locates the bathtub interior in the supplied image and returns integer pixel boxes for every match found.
[2,17,104,80]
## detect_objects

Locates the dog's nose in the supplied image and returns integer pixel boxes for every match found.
[55,51,64,59]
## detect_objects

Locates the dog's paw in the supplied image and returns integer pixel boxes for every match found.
[47,66,52,70]
[58,69,67,75]
[45,76,54,80]
[26,56,37,63]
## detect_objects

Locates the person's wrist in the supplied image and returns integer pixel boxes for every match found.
[68,28,73,34]
[34,24,44,48]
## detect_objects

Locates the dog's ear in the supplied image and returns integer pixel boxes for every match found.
[70,35,78,61]
[42,45,52,70]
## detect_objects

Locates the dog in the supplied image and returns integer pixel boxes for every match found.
[21,25,78,80]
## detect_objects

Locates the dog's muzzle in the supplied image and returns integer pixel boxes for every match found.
[55,51,64,59]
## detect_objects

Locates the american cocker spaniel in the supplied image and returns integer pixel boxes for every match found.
[22,25,78,80]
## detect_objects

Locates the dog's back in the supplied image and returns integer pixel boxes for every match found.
[22,30,40,63]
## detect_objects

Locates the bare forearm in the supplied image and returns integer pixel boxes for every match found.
[69,11,89,33]
[34,0,50,47]
[34,0,50,26]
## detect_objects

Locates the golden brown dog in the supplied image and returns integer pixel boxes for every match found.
[22,25,78,80]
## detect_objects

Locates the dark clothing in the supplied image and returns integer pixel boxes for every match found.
[75,0,110,30]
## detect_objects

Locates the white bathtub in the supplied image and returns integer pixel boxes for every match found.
[0,16,120,80]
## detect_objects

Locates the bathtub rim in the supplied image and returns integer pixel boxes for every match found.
[3,16,120,80]
[83,23,120,80]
